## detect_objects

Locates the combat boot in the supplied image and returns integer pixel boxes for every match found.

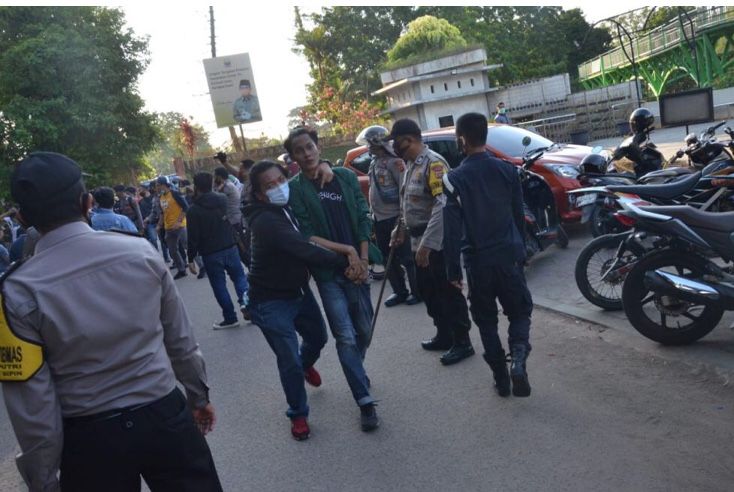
[483,353,511,397]
[509,344,531,397]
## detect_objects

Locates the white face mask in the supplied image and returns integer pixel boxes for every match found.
[265,182,290,206]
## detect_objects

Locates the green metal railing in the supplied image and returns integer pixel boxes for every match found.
[579,6,734,80]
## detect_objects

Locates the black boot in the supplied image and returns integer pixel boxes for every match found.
[509,344,531,397]
[483,353,511,397]
[440,339,475,366]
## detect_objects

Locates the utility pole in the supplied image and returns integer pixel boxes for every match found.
[210,6,244,154]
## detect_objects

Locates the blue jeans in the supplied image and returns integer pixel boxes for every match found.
[201,246,249,323]
[145,223,159,250]
[317,276,374,407]
[250,288,328,418]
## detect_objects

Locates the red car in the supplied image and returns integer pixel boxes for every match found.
[342,124,592,223]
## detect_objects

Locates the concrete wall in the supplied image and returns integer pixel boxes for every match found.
[487,74,571,118]
[416,72,487,104]
[422,94,490,130]
[381,48,487,84]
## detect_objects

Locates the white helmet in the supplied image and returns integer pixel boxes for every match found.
[356,125,395,155]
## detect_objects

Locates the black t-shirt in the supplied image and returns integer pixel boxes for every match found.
[314,178,357,249]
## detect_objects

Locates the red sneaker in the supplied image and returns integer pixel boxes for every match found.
[304,366,322,387]
[291,417,310,441]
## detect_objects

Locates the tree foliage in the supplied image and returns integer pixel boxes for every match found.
[386,16,467,64]
[143,112,214,176]
[0,6,159,190]
[293,6,612,114]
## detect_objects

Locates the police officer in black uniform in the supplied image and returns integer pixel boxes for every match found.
[0,152,222,491]
[443,113,533,397]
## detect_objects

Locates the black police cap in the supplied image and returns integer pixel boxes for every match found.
[385,118,422,141]
[11,152,83,207]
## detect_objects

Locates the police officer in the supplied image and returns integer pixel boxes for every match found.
[443,113,532,397]
[387,118,474,365]
[232,79,261,122]
[357,125,420,308]
[0,152,222,491]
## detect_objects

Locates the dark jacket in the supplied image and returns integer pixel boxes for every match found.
[243,201,349,301]
[288,166,381,282]
[443,151,526,281]
[186,191,235,262]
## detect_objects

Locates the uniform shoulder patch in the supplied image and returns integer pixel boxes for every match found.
[0,291,43,382]
[427,161,446,197]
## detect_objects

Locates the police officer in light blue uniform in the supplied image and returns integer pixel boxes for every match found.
[0,152,223,491]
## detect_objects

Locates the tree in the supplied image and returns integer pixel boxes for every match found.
[386,15,468,64]
[0,6,159,189]
[144,112,214,175]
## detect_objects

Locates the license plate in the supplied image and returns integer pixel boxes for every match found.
[575,193,597,207]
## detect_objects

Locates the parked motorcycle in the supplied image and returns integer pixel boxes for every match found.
[572,171,734,311]
[666,121,734,174]
[519,136,568,260]
[617,184,734,344]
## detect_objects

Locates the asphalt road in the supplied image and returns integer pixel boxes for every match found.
[2,124,734,490]
[1,267,733,491]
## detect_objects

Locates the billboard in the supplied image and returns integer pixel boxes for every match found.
[203,53,262,128]
[659,87,714,127]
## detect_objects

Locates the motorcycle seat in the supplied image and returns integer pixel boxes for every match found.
[607,171,701,200]
[640,205,734,232]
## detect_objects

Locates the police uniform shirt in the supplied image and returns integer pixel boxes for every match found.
[1,221,209,489]
[401,144,450,252]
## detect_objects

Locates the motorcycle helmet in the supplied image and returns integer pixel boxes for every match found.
[629,108,655,135]
[579,153,608,175]
[356,125,395,156]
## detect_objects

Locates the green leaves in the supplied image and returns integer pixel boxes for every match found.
[386,16,468,64]
[0,6,157,195]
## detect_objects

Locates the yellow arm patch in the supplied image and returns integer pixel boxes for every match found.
[428,162,447,197]
[0,294,43,382]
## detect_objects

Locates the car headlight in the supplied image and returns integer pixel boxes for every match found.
[546,164,580,179]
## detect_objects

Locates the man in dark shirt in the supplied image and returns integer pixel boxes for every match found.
[287,126,380,432]
[443,112,533,398]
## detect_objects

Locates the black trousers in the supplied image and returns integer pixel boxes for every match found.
[60,389,222,492]
[466,262,533,360]
[375,216,417,298]
[415,249,471,344]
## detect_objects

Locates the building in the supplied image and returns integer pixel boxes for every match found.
[374,47,502,130]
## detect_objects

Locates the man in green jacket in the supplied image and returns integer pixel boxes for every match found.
[286,126,380,432]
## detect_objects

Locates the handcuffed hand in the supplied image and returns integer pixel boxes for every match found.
[188,262,198,275]
[389,226,405,248]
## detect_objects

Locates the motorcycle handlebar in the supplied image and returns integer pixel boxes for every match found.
[705,121,727,136]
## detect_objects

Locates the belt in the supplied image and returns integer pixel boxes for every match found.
[408,224,427,238]
[63,389,179,425]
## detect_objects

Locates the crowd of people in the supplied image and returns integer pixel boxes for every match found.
[0,112,533,491]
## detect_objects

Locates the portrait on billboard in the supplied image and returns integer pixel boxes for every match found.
[203,53,262,128]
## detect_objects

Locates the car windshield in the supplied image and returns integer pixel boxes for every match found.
[487,126,554,158]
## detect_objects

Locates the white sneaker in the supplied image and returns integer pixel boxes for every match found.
[213,319,240,330]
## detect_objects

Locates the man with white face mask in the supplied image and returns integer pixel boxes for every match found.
[243,160,353,441]
[186,171,249,330]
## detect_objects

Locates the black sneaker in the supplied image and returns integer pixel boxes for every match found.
[404,294,422,306]
[440,343,475,366]
[384,293,407,308]
[213,319,240,330]
[359,403,379,432]
[197,268,207,279]
[510,344,531,397]
[173,271,187,280]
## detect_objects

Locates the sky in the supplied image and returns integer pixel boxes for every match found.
[120,1,648,149]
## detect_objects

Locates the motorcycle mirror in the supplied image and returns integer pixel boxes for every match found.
[521,136,532,147]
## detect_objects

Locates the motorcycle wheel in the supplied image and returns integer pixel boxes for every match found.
[555,225,569,249]
[621,250,723,345]
[590,206,626,238]
[574,234,634,311]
